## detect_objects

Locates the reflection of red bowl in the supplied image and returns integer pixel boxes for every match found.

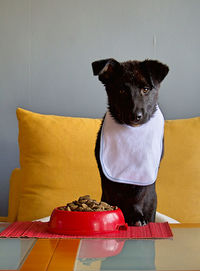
[78,239,125,258]
[48,207,128,235]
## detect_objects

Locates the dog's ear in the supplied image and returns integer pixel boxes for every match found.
[92,58,121,83]
[142,60,169,86]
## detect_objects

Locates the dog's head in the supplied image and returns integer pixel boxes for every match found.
[92,58,169,126]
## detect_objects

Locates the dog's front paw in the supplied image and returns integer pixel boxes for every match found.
[124,209,148,226]
[127,219,147,226]
[134,220,147,227]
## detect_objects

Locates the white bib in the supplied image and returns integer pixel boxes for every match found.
[100,106,164,186]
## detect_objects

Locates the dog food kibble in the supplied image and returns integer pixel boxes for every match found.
[59,195,117,212]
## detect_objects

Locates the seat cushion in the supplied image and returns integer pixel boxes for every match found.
[16,108,102,221]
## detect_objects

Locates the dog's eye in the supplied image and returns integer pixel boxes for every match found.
[141,87,150,95]
[119,90,126,94]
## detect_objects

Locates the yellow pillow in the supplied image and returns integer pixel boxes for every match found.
[17,108,102,221]
[157,116,200,223]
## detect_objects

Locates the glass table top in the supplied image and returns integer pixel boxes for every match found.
[0,223,200,271]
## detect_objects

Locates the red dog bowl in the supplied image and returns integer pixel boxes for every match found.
[48,207,128,235]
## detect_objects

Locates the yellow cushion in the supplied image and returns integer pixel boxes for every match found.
[16,108,102,221]
[157,116,200,223]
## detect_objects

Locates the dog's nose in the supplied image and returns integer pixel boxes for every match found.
[135,111,143,121]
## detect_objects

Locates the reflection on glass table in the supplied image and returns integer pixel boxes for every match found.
[0,223,36,270]
[75,228,200,271]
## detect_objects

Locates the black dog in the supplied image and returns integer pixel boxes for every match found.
[92,58,169,226]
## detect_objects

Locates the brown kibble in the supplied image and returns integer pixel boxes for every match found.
[105,207,113,211]
[94,208,104,211]
[83,207,93,212]
[92,200,99,205]
[86,199,93,203]
[67,203,78,210]
[78,195,91,201]
[79,199,88,204]
[63,196,117,212]
[100,201,111,208]
[59,206,66,211]
[77,207,84,211]
[87,202,97,208]
[86,207,93,211]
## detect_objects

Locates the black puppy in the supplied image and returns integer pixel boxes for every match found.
[92,58,169,226]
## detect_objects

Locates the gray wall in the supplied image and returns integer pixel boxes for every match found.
[0,0,200,216]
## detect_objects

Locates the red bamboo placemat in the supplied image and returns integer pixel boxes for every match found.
[0,222,173,239]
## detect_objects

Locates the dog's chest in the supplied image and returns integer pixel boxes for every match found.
[100,107,164,186]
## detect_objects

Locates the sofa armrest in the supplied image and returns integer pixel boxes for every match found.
[7,168,21,222]
[0,216,8,222]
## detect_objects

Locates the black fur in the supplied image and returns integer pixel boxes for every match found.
[92,58,169,226]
